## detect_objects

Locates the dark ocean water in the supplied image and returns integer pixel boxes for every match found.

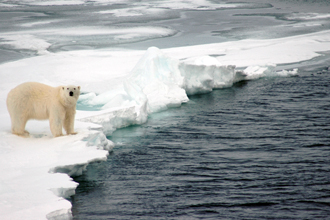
[72,65,330,219]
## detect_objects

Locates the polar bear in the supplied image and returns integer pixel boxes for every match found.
[6,82,80,137]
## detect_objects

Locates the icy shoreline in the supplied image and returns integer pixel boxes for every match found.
[1,30,330,219]
[0,121,112,220]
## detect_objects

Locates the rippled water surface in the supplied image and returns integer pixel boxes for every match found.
[72,67,330,219]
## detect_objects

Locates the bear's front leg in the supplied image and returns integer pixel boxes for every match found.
[49,112,64,137]
[64,110,77,135]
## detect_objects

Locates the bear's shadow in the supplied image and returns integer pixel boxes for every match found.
[30,133,51,139]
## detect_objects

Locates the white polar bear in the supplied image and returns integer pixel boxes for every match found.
[6,82,80,137]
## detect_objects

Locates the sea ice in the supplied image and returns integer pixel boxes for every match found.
[0,29,329,219]
[0,34,51,55]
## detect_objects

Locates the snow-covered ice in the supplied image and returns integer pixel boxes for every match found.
[1,28,330,219]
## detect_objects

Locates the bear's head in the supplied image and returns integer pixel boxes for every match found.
[60,85,81,107]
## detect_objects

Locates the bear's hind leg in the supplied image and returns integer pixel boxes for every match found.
[11,116,29,137]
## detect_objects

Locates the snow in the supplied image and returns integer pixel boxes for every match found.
[0,34,51,55]
[140,0,246,10]
[98,7,167,17]
[0,27,177,55]
[0,30,330,219]
[0,123,111,220]
[285,12,330,21]
[163,30,330,67]
[14,0,251,10]
[14,0,85,6]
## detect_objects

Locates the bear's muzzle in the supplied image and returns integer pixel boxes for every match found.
[69,91,74,96]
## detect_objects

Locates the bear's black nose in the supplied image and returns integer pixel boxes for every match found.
[69,91,74,96]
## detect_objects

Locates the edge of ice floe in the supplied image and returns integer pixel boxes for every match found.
[48,129,113,220]
[0,47,299,220]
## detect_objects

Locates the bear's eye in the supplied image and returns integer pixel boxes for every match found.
[74,88,76,90]
[67,88,69,90]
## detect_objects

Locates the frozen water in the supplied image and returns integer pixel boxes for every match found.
[1,0,330,219]
[0,125,111,220]
[78,44,305,117]
[1,31,329,218]
[284,12,330,21]
[0,34,51,55]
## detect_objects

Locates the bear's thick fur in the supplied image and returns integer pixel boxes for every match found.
[6,82,80,137]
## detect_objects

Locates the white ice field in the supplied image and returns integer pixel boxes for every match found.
[0,3,330,218]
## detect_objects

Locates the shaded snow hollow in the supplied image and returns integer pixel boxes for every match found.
[1,29,330,219]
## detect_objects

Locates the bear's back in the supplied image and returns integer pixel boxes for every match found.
[10,82,53,104]
[7,82,58,119]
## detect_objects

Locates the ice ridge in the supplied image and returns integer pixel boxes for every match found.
[78,47,297,133]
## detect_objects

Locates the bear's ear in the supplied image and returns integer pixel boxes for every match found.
[62,87,65,90]
[78,86,81,90]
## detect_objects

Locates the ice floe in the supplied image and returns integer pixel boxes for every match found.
[1,29,330,219]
